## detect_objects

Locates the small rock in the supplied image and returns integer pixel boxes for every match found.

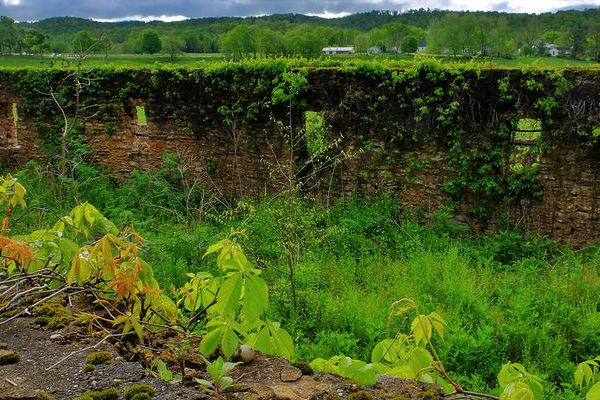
[0,349,21,365]
[49,333,63,341]
[184,368,201,380]
[0,343,8,349]
[279,366,303,382]
[234,345,255,364]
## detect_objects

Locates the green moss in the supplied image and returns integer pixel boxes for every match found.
[0,350,21,365]
[348,391,375,400]
[71,388,119,400]
[323,394,342,400]
[1,306,23,318]
[124,384,155,400]
[83,363,95,372]
[130,394,152,400]
[86,351,113,366]
[417,390,439,399]
[33,301,73,329]
[36,392,55,400]
[292,360,313,375]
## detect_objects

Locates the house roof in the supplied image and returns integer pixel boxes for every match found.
[322,47,354,51]
[418,40,427,47]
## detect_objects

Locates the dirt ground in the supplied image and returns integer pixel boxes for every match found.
[0,317,443,400]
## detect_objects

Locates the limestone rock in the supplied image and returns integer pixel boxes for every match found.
[279,366,303,382]
[0,349,21,365]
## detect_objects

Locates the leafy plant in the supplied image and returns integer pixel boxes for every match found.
[156,359,182,384]
[197,232,293,359]
[575,357,600,400]
[497,363,543,400]
[195,356,240,394]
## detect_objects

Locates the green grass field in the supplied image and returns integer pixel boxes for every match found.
[0,53,227,68]
[1,53,597,69]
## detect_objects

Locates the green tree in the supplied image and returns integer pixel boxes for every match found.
[0,16,20,55]
[163,36,185,61]
[72,30,97,56]
[96,33,113,64]
[219,25,258,59]
[256,28,284,57]
[283,24,326,57]
[587,24,600,62]
[183,31,201,53]
[401,35,418,53]
[141,30,162,54]
[518,20,543,56]
[568,22,588,58]
[353,33,369,54]
[23,29,48,55]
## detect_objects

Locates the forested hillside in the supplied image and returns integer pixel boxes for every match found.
[0,8,599,59]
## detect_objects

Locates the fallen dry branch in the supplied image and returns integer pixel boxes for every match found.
[44,331,132,371]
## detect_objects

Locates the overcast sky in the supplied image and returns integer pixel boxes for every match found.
[1,0,599,22]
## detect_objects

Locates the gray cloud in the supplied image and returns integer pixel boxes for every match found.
[1,0,599,21]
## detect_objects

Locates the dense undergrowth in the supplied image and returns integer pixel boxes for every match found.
[5,160,600,399]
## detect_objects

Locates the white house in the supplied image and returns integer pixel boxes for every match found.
[367,46,381,54]
[323,47,355,55]
[546,43,559,57]
[417,40,427,53]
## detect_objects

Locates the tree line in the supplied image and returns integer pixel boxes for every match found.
[1,8,599,60]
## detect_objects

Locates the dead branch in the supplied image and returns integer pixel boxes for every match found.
[44,332,132,371]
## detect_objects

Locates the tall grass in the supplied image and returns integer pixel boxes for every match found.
[7,162,600,398]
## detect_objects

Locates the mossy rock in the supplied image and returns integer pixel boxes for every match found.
[83,363,95,372]
[86,351,113,366]
[348,391,375,400]
[36,392,55,400]
[124,384,155,400]
[33,300,73,329]
[323,394,342,400]
[0,349,22,365]
[292,360,313,375]
[71,387,119,400]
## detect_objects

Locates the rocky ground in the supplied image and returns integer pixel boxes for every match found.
[0,316,444,400]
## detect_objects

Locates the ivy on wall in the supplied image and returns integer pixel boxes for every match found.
[1,60,598,223]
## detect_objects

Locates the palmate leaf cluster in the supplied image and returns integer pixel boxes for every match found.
[310,298,451,389]
[194,236,294,359]
[0,175,293,363]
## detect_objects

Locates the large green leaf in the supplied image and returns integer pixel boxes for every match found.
[411,315,432,345]
[501,381,535,400]
[575,360,598,388]
[221,325,241,358]
[587,382,600,400]
[67,249,92,284]
[216,274,243,316]
[200,324,223,356]
[371,337,409,364]
[409,347,434,376]
[242,274,268,321]
[247,321,294,359]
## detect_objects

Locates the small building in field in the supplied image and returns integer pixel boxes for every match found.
[546,43,559,57]
[417,40,427,53]
[367,46,382,54]
[322,46,355,55]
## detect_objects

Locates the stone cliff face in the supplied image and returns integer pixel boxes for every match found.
[1,67,599,245]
